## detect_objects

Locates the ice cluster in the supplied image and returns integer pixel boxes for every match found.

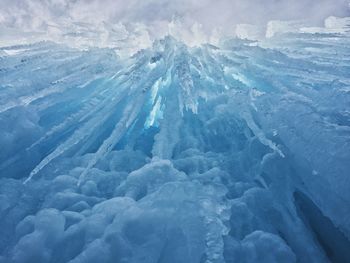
[0,30,350,263]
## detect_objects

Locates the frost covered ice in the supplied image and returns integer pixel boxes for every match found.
[0,31,350,263]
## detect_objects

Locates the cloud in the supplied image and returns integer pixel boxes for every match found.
[1,0,349,29]
[0,0,349,50]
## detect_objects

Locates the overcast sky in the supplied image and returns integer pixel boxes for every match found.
[1,0,349,29]
[0,0,349,48]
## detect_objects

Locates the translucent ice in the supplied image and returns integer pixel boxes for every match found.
[0,31,350,263]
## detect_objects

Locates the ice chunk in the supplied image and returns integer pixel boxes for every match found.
[266,20,305,38]
[235,24,266,40]
[325,16,350,31]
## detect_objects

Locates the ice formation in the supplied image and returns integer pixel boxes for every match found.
[0,25,350,263]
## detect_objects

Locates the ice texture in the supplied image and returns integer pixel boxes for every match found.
[0,31,350,263]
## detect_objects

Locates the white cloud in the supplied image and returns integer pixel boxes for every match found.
[1,0,349,30]
[0,0,349,51]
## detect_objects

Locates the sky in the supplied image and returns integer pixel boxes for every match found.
[0,0,349,49]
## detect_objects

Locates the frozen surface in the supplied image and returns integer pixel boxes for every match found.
[0,32,350,263]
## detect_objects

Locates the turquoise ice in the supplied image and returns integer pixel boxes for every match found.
[0,32,350,263]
